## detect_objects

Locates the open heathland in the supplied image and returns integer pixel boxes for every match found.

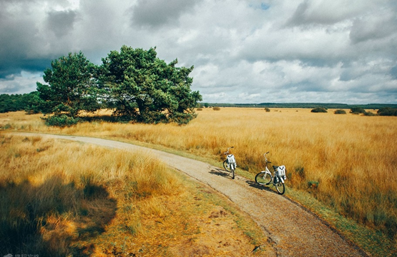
[1,107,397,255]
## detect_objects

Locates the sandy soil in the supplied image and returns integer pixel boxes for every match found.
[11,133,368,257]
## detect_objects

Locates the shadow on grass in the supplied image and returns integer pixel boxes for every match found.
[0,176,117,257]
[80,115,132,123]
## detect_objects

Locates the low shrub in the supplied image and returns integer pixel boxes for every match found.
[311,107,327,113]
[43,115,80,127]
[213,107,221,111]
[363,112,376,116]
[334,110,346,114]
[350,107,366,114]
[3,123,12,129]
[308,181,319,189]
[378,107,397,116]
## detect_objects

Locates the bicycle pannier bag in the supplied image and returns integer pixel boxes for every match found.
[227,154,236,164]
[276,165,286,180]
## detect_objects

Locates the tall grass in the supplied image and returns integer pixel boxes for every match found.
[2,108,397,239]
[0,133,267,256]
[0,135,181,255]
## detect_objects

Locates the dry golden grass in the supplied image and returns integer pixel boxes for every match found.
[0,133,269,256]
[2,108,397,240]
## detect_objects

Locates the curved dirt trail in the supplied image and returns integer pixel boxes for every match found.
[12,133,366,257]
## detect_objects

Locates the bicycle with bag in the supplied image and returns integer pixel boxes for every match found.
[255,151,287,194]
[223,146,236,179]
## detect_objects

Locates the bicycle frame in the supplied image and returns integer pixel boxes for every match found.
[255,152,286,194]
[262,152,285,183]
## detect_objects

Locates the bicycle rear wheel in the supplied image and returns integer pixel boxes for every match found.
[255,172,272,185]
[275,182,285,195]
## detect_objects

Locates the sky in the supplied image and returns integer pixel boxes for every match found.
[1,0,397,104]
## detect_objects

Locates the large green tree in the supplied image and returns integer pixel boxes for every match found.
[99,46,202,124]
[36,52,100,117]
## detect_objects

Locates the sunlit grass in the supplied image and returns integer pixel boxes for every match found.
[2,108,397,255]
[0,133,268,256]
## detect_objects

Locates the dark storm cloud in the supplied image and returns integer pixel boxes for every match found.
[0,0,79,80]
[46,10,77,38]
[130,0,200,28]
[0,59,51,79]
[0,2,46,78]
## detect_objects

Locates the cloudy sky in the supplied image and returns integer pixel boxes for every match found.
[1,0,397,104]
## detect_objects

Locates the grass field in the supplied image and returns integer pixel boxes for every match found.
[1,108,397,255]
[0,134,270,256]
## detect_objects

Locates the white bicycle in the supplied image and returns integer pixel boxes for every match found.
[255,152,287,194]
[223,146,236,179]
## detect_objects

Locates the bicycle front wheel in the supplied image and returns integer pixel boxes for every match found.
[255,172,272,185]
[223,160,231,172]
[275,182,285,195]
[231,163,235,179]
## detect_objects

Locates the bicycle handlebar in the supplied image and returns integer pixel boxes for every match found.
[224,146,234,155]
[264,151,271,163]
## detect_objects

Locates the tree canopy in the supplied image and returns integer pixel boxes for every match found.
[36,52,100,118]
[99,46,201,124]
[32,46,201,125]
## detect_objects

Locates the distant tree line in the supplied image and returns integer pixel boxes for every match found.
[199,103,397,116]
[0,93,39,113]
[0,46,202,126]
[202,102,397,109]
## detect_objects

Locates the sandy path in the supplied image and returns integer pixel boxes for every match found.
[11,133,366,257]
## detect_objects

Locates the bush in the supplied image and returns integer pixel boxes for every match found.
[264,108,270,112]
[44,115,80,127]
[169,112,197,125]
[378,107,397,116]
[197,108,203,111]
[334,109,346,114]
[213,107,221,111]
[363,111,376,116]
[311,107,327,113]
[350,107,366,114]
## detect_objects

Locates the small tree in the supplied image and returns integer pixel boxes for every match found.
[36,52,100,118]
